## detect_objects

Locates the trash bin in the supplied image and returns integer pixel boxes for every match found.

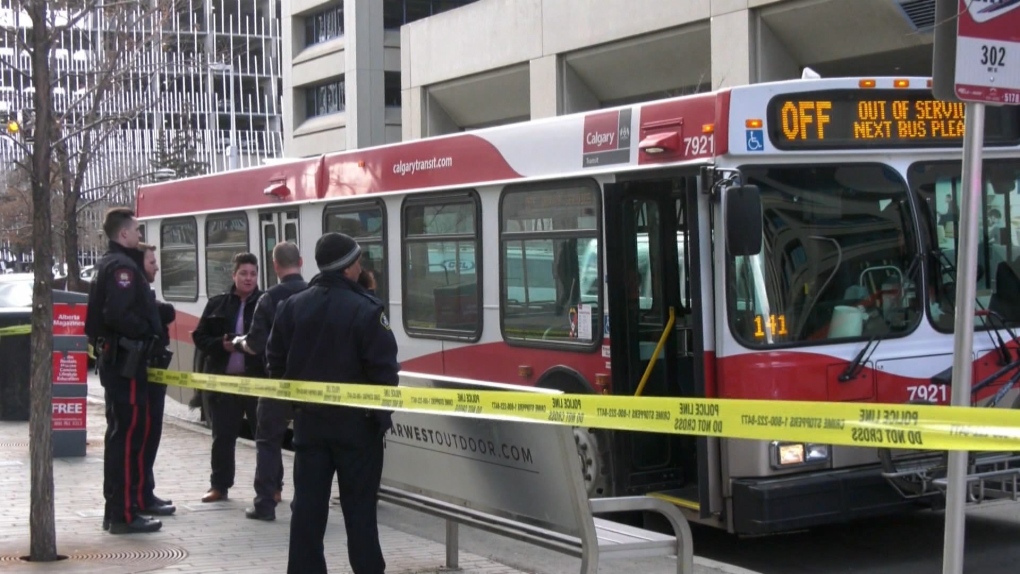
[0,309,32,421]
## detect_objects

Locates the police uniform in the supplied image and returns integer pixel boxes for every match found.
[242,273,307,519]
[192,284,262,498]
[267,233,398,574]
[85,241,163,533]
[142,287,176,511]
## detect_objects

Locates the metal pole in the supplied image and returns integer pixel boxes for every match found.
[942,101,985,574]
[228,63,239,170]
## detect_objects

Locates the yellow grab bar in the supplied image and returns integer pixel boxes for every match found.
[634,306,675,397]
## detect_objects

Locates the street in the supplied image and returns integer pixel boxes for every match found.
[693,503,1020,574]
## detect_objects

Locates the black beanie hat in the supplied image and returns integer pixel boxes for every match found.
[315,232,362,272]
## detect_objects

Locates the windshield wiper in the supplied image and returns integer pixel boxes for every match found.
[839,335,879,382]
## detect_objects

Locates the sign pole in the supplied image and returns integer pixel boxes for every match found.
[942,101,984,574]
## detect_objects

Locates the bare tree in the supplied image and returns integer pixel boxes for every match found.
[0,0,186,561]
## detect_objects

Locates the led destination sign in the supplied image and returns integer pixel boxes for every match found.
[768,90,1020,150]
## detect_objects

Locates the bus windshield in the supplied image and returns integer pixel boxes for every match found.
[728,164,922,346]
[908,159,1020,331]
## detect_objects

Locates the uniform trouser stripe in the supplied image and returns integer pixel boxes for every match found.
[123,379,138,523]
[137,409,151,509]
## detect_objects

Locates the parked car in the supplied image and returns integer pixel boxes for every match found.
[0,274,33,309]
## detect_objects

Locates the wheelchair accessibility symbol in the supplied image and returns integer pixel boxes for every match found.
[745,129,764,152]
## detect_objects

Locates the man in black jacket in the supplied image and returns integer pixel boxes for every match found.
[137,243,177,516]
[267,233,399,574]
[85,207,164,534]
[191,252,262,503]
[233,241,307,521]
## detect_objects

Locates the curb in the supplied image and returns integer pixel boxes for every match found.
[695,557,765,574]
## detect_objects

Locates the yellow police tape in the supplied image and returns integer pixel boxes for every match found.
[149,368,1020,452]
[0,324,31,337]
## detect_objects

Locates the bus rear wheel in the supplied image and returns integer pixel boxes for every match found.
[538,371,613,498]
[574,427,612,497]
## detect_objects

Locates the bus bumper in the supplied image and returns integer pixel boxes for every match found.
[731,465,919,534]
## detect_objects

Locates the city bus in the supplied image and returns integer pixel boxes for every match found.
[135,76,1020,534]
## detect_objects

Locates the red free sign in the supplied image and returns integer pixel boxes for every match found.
[52,397,86,431]
[954,0,1020,104]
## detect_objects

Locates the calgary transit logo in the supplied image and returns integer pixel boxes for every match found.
[581,109,632,168]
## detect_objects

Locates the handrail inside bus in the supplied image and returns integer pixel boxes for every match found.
[634,306,675,397]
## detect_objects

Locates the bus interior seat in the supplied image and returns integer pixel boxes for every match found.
[989,261,1020,323]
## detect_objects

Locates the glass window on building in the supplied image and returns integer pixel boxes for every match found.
[306,78,345,118]
[384,72,401,108]
[160,218,198,301]
[205,213,249,296]
[304,4,344,47]
[402,192,481,338]
[383,0,478,29]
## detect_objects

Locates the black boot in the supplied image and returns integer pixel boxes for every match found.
[138,502,176,516]
[108,515,163,534]
[245,506,276,521]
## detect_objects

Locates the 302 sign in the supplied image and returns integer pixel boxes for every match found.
[953,0,1020,104]
[980,44,1007,67]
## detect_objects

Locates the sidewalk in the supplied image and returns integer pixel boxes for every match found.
[0,377,756,574]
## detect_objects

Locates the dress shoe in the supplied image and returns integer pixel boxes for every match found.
[108,515,162,534]
[138,503,176,516]
[273,491,282,503]
[149,495,173,506]
[201,489,227,503]
[245,507,276,521]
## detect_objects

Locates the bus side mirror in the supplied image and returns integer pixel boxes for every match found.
[726,184,763,256]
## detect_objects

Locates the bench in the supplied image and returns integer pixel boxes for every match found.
[380,373,694,574]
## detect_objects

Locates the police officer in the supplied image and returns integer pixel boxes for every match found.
[192,252,262,503]
[267,232,398,574]
[232,241,307,521]
[137,243,177,515]
[85,207,164,534]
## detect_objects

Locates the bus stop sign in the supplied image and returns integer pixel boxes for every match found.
[953,0,1020,104]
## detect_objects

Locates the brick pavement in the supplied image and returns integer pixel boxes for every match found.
[0,381,753,574]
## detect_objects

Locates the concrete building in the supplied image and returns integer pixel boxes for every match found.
[397,0,939,139]
[281,0,477,157]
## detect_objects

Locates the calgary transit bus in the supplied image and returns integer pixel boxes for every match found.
[136,77,1020,534]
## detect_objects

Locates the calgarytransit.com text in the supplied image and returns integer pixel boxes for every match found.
[392,156,453,176]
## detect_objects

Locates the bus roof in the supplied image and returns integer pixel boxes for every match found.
[137,76,971,219]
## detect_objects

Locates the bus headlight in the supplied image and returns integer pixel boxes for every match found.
[769,441,830,469]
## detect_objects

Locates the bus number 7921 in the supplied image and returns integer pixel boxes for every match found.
[684,134,714,157]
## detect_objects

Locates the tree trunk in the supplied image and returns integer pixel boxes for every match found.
[27,0,57,562]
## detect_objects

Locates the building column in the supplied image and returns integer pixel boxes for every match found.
[401,86,424,140]
[529,55,559,119]
[710,7,798,89]
[530,55,600,119]
[345,0,385,149]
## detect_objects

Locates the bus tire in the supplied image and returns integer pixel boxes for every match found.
[537,370,614,497]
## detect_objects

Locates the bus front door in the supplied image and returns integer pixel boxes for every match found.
[259,210,299,288]
[604,177,706,515]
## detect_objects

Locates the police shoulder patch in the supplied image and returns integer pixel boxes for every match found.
[379,311,391,330]
[115,268,134,289]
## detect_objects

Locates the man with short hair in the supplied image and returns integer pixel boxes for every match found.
[192,252,262,503]
[233,241,307,521]
[85,207,164,534]
[136,243,177,516]
[268,232,399,574]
